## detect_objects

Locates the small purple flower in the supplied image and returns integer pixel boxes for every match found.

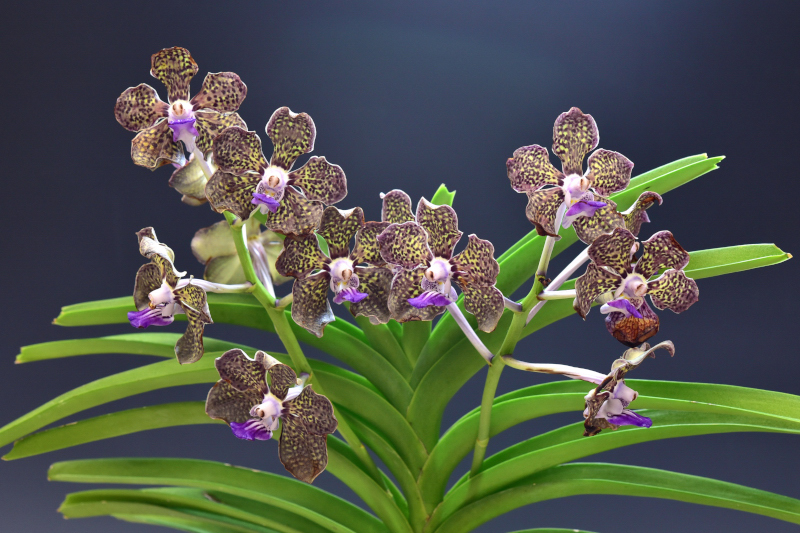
[205,349,338,483]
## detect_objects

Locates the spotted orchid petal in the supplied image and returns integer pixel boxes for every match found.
[623,191,662,237]
[587,227,635,276]
[636,230,690,280]
[194,111,247,156]
[317,207,364,259]
[416,198,462,259]
[266,107,316,170]
[647,269,699,313]
[278,411,329,483]
[377,221,433,269]
[131,120,185,169]
[460,283,505,333]
[451,235,500,286]
[381,190,415,223]
[289,156,347,205]
[133,263,163,311]
[605,299,660,347]
[137,227,185,284]
[586,148,634,195]
[261,187,325,235]
[268,362,299,401]
[205,170,262,220]
[115,84,168,132]
[150,47,198,103]
[212,127,269,175]
[350,221,390,265]
[275,234,328,279]
[571,197,626,245]
[173,283,212,364]
[552,107,599,176]
[348,266,393,324]
[408,291,453,308]
[230,419,272,441]
[205,379,264,425]
[190,72,247,112]
[525,187,565,238]
[573,263,622,319]
[291,271,335,337]
[170,153,211,205]
[290,386,338,436]
[215,349,268,394]
[388,268,446,322]
[506,144,564,193]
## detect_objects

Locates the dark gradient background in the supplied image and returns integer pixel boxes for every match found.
[1,1,798,531]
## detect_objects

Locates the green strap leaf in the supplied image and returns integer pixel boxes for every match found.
[354,315,413,379]
[432,463,800,533]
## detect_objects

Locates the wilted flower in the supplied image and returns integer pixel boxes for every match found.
[574,227,699,346]
[128,228,212,364]
[114,47,247,169]
[205,349,337,483]
[507,107,633,243]
[205,108,347,235]
[275,206,394,336]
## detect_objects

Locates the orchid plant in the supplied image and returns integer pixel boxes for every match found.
[2,47,797,533]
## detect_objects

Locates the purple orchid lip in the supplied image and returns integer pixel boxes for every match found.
[128,308,174,328]
[168,117,199,143]
[606,410,652,428]
[408,290,452,308]
[601,298,643,319]
[333,287,368,305]
[565,200,607,218]
[252,192,281,213]
[230,419,273,441]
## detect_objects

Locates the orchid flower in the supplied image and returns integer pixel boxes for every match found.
[205,108,347,235]
[275,206,394,336]
[127,228,213,364]
[574,227,699,346]
[507,107,633,243]
[505,340,675,436]
[191,218,291,294]
[205,349,337,483]
[114,47,247,169]
[169,152,216,206]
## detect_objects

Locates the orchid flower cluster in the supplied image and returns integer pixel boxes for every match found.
[115,47,701,483]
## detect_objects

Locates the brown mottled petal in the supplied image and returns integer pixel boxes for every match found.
[288,156,347,205]
[317,207,364,259]
[150,46,198,103]
[450,234,499,286]
[194,111,247,156]
[205,170,261,220]
[267,107,316,170]
[137,228,175,262]
[191,72,247,112]
[131,120,184,170]
[170,154,209,203]
[459,283,504,333]
[115,84,168,132]
[377,221,433,269]
[636,230,690,280]
[289,386,338,436]
[605,300,660,347]
[525,187,565,238]
[381,190,415,223]
[507,144,564,193]
[151,255,180,289]
[279,413,328,483]
[268,363,298,401]
[349,266,393,324]
[174,284,212,364]
[350,222,390,265]
[586,149,633,195]
[275,234,328,279]
[583,389,618,436]
[387,268,445,322]
[416,198,462,259]
[212,127,268,175]
[215,349,267,393]
[552,107,599,176]
[133,263,162,310]
[291,272,334,338]
[587,227,635,277]
[574,263,622,318]
[572,197,625,245]
[647,269,699,313]
[623,191,662,237]
[261,187,325,236]
[205,380,263,424]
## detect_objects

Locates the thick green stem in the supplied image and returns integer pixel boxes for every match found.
[223,211,388,491]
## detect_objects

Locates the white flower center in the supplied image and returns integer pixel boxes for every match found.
[329,257,357,294]
[616,273,648,299]
[561,173,590,205]
[168,100,194,122]
[148,281,181,317]
[257,166,289,195]
[252,393,283,432]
